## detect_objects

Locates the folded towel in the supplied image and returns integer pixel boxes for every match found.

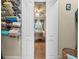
[8,28,20,36]
[3,2,13,7]
[9,28,20,33]
[67,54,77,59]
[1,30,9,36]
[1,22,6,26]
[5,16,17,22]
[12,22,21,27]
[3,3,14,15]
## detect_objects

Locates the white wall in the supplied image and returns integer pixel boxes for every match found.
[58,0,78,59]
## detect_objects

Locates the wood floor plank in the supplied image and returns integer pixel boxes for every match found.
[35,41,45,59]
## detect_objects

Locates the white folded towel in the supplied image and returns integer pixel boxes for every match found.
[12,22,21,27]
[8,28,20,36]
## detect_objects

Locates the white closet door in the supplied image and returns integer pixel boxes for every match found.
[46,0,58,59]
[22,0,34,59]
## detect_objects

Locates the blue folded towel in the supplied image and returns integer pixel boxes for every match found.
[67,54,77,59]
[5,16,17,22]
[1,30,9,36]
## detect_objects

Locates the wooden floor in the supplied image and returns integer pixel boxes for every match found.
[35,40,45,59]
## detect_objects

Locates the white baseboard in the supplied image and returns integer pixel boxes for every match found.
[4,55,62,59]
[4,56,21,59]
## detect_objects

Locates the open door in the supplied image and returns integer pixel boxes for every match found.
[46,0,58,59]
[22,0,34,59]
[22,0,58,59]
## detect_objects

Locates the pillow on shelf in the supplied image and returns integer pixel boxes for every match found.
[67,54,77,59]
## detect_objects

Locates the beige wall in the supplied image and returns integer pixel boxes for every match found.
[2,36,21,59]
[58,0,78,58]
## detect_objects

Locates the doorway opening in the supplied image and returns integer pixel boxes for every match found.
[34,2,46,59]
